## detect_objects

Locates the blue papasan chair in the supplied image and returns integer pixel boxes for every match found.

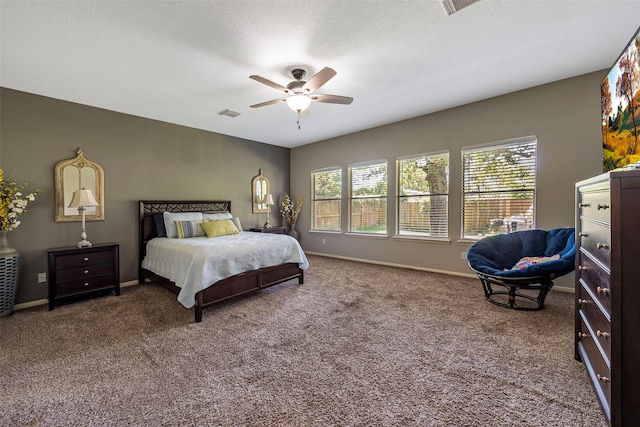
[466,227,576,310]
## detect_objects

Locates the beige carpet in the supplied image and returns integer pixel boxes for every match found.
[1,255,606,426]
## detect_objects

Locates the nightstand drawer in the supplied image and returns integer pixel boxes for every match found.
[57,275,116,295]
[55,250,114,268]
[56,262,115,281]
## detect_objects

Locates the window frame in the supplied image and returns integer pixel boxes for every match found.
[348,160,388,236]
[311,167,343,232]
[396,150,450,240]
[460,135,538,241]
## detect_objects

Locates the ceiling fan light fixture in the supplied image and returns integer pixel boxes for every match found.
[286,94,312,112]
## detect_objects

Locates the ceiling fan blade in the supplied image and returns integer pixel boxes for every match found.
[250,98,286,108]
[311,94,353,105]
[303,67,337,93]
[249,75,289,92]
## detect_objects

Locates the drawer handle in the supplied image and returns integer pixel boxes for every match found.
[578,232,588,237]
[597,204,609,210]
[84,270,89,274]
[597,374,610,383]
[596,330,610,338]
[577,298,589,305]
[578,332,590,339]
[579,203,590,208]
[596,286,610,296]
[84,257,89,261]
[84,282,90,287]
[578,265,587,271]
[596,242,609,250]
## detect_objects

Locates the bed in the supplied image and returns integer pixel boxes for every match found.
[138,200,309,322]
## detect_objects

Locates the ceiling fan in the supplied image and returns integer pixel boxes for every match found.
[249,67,353,115]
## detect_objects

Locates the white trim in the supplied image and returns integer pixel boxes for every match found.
[13,280,138,311]
[304,252,575,293]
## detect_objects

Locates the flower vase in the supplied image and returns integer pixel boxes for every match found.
[0,231,20,317]
[287,224,299,241]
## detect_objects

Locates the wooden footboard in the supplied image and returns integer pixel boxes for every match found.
[138,200,304,322]
[141,263,303,322]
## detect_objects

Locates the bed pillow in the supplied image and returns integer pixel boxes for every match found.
[175,220,206,239]
[231,217,243,232]
[201,219,240,238]
[202,212,233,221]
[163,212,204,238]
[153,214,167,238]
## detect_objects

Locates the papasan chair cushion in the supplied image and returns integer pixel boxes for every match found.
[466,227,576,310]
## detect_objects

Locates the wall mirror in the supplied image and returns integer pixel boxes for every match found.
[55,149,105,222]
[251,169,270,214]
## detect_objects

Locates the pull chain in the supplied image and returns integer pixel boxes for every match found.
[297,111,301,130]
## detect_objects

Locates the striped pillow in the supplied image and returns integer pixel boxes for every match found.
[175,220,206,238]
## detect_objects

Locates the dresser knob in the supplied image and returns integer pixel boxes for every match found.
[596,286,610,295]
[596,330,610,338]
[578,265,587,271]
[597,204,610,210]
[578,232,588,237]
[577,298,589,305]
[84,282,90,287]
[84,257,89,261]
[596,242,609,250]
[84,269,89,274]
[579,203,590,208]
[578,332,590,339]
[597,374,610,383]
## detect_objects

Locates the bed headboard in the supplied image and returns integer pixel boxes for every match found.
[138,200,231,282]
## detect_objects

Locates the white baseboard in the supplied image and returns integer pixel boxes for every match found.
[13,280,139,312]
[304,251,575,294]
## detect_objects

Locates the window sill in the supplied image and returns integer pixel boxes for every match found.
[393,235,451,244]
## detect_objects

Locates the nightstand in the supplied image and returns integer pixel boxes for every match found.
[47,243,120,310]
[249,226,286,234]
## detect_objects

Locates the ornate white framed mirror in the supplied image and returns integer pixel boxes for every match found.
[54,149,105,222]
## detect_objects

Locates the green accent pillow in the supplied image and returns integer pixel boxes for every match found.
[201,219,240,237]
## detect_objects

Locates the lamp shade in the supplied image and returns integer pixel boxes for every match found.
[286,94,312,112]
[265,194,275,205]
[68,189,99,208]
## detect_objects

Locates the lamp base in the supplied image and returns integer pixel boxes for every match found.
[264,222,272,229]
[77,239,93,248]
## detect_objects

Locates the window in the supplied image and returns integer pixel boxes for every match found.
[349,161,387,234]
[397,151,449,238]
[461,137,537,239]
[311,168,342,231]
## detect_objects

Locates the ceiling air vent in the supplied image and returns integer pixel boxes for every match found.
[442,0,480,15]
[218,109,240,118]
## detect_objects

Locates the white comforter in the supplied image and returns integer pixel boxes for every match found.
[142,232,309,308]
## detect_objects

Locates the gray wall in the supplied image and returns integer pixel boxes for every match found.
[290,71,606,289]
[0,88,290,304]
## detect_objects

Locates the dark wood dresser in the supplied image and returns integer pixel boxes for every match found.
[48,243,120,310]
[575,169,640,426]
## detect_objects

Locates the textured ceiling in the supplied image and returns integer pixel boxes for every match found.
[2,1,640,148]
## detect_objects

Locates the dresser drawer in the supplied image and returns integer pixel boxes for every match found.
[56,275,116,295]
[578,287,611,363]
[577,255,611,316]
[55,249,114,269]
[55,263,115,281]
[578,315,611,414]
[578,220,611,269]
[578,190,611,224]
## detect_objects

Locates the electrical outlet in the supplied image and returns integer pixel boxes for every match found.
[37,272,47,283]
[461,251,467,260]
[322,238,326,245]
